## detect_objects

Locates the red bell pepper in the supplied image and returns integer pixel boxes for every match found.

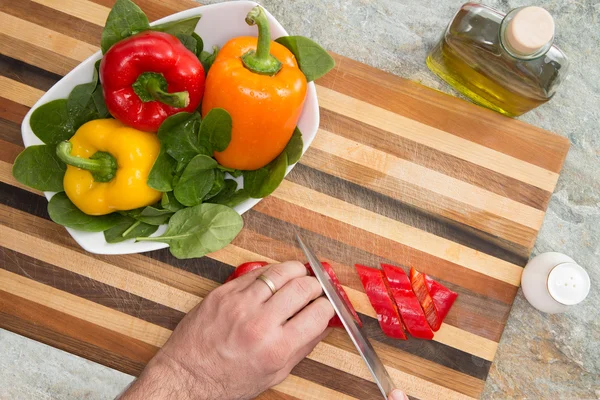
[305,262,362,329]
[356,264,407,340]
[100,31,205,132]
[425,275,458,324]
[409,268,441,331]
[381,264,433,340]
[224,261,269,283]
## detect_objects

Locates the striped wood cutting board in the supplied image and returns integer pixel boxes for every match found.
[0,0,570,399]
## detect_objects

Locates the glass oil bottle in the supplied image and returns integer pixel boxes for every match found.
[426,3,568,117]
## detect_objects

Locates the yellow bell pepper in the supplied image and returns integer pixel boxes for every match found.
[56,119,162,215]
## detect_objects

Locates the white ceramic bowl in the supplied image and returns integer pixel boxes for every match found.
[21,1,319,255]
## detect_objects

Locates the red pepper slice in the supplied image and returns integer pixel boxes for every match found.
[356,264,407,340]
[100,31,205,132]
[425,275,458,324]
[409,267,441,331]
[224,261,269,283]
[305,262,362,328]
[381,264,433,340]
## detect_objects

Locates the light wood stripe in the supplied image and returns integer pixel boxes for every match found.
[0,270,469,400]
[274,376,357,400]
[0,75,43,108]
[0,12,97,65]
[316,85,559,192]
[32,0,109,26]
[272,180,523,287]
[312,128,545,230]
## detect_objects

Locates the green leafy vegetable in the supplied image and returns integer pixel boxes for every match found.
[243,152,288,198]
[200,46,219,74]
[104,216,158,243]
[136,203,243,259]
[191,32,204,55]
[151,16,200,36]
[161,192,185,212]
[284,127,304,165]
[48,192,121,231]
[275,36,335,82]
[176,34,198,54]
[203,169,225,201]
[157,112,206,164]
[12,145,66,192]
[138,206,174,225]
[29,99,75,145]
[173,155,217,206]
[208,183,250,208]
[101,0,150,54]
[147,148,177,192]
[199,108,232,153]
[67,60,109,129]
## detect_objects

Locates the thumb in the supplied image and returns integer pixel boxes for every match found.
[388,389,409,400]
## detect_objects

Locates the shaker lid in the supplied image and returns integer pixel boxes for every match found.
[547,262,591,306]
[505,6,555,56]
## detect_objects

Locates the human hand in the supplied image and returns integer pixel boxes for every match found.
[120,261,335,400]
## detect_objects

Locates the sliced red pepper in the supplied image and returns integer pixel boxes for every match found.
[425,275,458,324]
[305,262,362,328]
[381,264,433,340]
[409,267,441,331]
[355,264,407,340]
[224,261,269,283]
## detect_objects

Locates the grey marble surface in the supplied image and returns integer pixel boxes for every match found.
[2,0,599,399]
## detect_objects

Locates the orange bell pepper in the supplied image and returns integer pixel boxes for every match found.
[201,6,307,171]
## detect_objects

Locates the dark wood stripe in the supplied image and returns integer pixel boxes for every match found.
[0,290,155,376]
[0,53,63,92]
[2,247,186,330]
[292,358,382,400]
[0,97,29,126]
[318,53,570,174]
[1,0,103,48]
[320,107,550,211]
[0,117,23,147]
[91,0,190,22]
[296,154,533,259]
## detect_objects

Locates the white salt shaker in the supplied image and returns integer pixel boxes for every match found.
[521,252,591,313]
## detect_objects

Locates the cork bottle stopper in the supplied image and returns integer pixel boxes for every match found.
[505,6,555,55]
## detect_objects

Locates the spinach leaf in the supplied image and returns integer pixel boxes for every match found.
[30,99,75,145]
[151,16,200,36]
[104,216,158,243]
[199,108,232,153]
[284,127,303,165]
[199,46,219,75]
[136,203,243,259]
[68,60,109,129]
[176,34,198,54]
[161,191,185,212]
[147,147,177,192]
[48,192,121,231]
[101,0,150,54]
[243,152,288,198]
[139,206,174,225]
[275,36,335,82]
[158,112,206,165]
[217,165,242,177]
[173,155,217,206]
[191,32,204,55]
[206,179,237,204]
[203,169,225,201]
[12,145,66,192]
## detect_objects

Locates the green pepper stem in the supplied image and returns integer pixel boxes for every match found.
[146,78,189,108]
[56,141,118,183]
[241,6,282,76]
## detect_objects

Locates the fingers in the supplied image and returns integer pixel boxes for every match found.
[283,296,335,347]
[242,261,309,303]
[290,328,331,367]
[264,276,323,323]
[388,389,409,400]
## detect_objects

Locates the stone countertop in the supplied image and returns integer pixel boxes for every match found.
[1,0,598,398]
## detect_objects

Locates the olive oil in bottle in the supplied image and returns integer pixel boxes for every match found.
[426,3,568,117]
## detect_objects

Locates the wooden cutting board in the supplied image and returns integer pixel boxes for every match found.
[0,0,570,399]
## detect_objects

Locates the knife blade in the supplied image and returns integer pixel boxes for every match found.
[296,234,396,399]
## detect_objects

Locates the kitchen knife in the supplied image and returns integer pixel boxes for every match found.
[296,234,397,399]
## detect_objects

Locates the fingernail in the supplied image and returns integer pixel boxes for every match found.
[389,389,409,400]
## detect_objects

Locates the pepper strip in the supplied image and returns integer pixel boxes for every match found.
[409,267,441,332]
[425,275,458,324]
[356,264,407,340]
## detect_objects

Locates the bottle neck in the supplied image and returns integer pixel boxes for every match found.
[499,7,554,60]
